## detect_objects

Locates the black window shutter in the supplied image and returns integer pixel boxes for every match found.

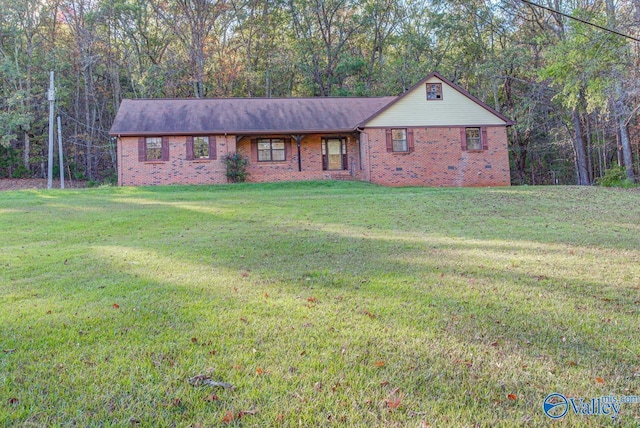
[138,137,146,162]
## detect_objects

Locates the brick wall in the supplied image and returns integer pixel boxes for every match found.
[117,127,510,187]
[363,126,510,187]
[117,135,235,186]
[236,134,362,183]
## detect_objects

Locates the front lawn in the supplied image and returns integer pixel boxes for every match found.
[1,182,639,426]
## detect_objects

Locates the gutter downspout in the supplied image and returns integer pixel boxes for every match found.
[355,127,367,181]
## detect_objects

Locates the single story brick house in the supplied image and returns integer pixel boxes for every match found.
[109,72,512,187]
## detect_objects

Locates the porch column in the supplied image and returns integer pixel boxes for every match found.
[292,135,304,172]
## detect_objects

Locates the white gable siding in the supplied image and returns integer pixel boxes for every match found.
[364,76,506,127]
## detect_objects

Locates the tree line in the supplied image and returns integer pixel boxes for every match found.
[0,0,638,185]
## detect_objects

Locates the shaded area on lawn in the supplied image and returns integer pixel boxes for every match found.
[2,182,640,426]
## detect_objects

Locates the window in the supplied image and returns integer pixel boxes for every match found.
[146,137,162,160]
[257,138,286,161]
[193,136,209,159]
[426,83,442,100]
[465,128,481,150]
[386,128,414,153]
[186,135,216,160]
[138,136,168,162]
[392,129,408,152]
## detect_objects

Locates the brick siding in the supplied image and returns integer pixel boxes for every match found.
[236,134,361,183]
[117,127,510,187]
[362,126,510,187]
[117,135,235,186]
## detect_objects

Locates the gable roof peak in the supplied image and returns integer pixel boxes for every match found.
[360,71,513,126]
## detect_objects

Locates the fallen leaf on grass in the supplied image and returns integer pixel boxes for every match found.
[385,388,403,411]
[222,409,257,424]
[203,394,218,402]
[188,374,234,389]
[455,358,473,368]
[112,303,120,309]
[238,408,258,417]
[386,397,402,410]
[8,398,19,405]
[362,309,377,318]
[256,367,268,375]
[507,394,517,401]
[203,379,234,389]
[172,398,182,407]
[596,377,604,384]
[221,411,235,423]
[306,297,318,303]
[3,349,16,354]
[374,361,385,367]
[191,337,198,343]
[567,360,577,367]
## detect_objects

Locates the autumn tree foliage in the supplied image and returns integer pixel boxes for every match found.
[0,0,638,184]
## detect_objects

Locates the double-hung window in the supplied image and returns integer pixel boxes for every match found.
[186,135,216,160]
[193,136,210,159]
[145,137,162,160]
[385,128,414,153]
[392,129,408,152]
[139,136,168,161]
[257,138,286,161]
[465,128,482,151]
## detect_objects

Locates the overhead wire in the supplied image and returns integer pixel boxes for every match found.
[520,0,640,42]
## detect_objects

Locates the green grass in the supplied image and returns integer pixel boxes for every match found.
[1,181,639,427]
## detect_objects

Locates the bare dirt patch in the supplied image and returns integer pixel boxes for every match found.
[0,179,87,191]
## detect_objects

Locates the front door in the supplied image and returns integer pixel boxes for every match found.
[322,138,347,170]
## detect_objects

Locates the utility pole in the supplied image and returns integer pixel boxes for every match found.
[47,71,55,189]
[57,115,64,189]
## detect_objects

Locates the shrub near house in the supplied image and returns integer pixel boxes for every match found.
[110,72,512,187]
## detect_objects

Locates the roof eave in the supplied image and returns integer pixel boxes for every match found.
[109,128,358,137]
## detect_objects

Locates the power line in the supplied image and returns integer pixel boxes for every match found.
[520,0,640,42]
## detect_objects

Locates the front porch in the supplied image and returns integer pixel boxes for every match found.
[235,133,362,183]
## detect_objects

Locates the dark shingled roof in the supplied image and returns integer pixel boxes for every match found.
[109,96,397,136]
